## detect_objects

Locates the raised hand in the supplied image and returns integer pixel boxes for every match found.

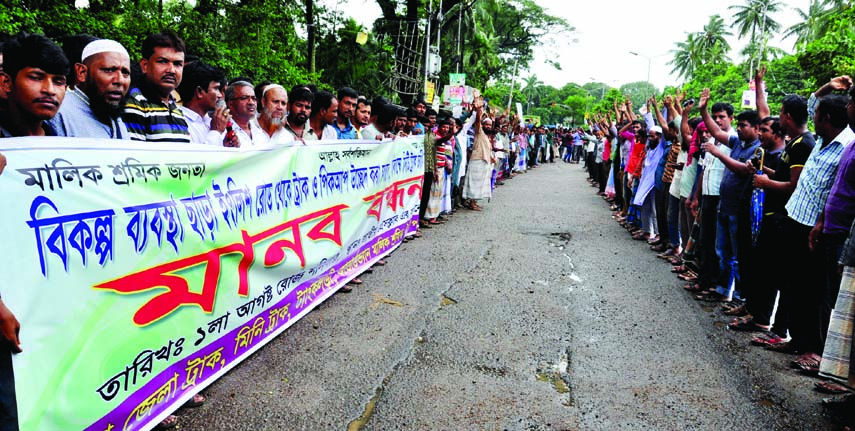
[698,88,710,110]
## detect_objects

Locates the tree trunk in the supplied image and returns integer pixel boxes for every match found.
[306,0,315,74]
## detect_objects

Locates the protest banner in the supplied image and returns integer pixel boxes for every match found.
[0,137,424,430]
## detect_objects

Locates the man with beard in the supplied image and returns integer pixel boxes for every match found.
[52,39,131,139]
[224,80,265,147]
[177,60,228,145]
[462,96,496,211]
[333,87,358,139]
[257,84,289,141]
[412,98,427,134]
[122,32,190,143]
[352,97,371,137]
[307,90,338,141]
[394,109,408,137]
[0,33,68,137]
[274,85,315,145]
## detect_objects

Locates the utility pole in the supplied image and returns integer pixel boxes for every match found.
[507,57,519,113]
[456,0,462,73]
[424,0,433,98]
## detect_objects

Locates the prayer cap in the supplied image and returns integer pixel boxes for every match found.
[81,39,130,62]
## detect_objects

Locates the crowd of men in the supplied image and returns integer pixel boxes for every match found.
[4,27,855,429]
[0,31,563,430]
[569,67,855,428]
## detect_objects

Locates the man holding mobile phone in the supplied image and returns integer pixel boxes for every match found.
[177,60,228,146]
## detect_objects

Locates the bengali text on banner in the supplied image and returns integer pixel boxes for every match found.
[0,137,425,430]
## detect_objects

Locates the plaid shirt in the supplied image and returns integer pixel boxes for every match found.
[786,127,855,226]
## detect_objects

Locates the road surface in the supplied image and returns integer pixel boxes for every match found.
[179,161,836,430]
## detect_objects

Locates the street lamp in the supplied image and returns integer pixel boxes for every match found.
[589,77,606,100]
[629,51,651,100]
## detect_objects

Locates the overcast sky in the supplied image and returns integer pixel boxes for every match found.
[332,0,809,91]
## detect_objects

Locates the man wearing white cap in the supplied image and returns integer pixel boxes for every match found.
[50,39,131,139]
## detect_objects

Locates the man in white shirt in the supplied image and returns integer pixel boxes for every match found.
[224,80,267,147]
[257,84,289,141]
[177,61,228,145]
[306,90,340,141]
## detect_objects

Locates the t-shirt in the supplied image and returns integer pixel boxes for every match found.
[824,139,855,234]
[122,86,190,143]
[718,135,761,216]
[765,132,816,215]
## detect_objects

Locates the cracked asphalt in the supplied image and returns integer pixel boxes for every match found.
[178,161,837,431]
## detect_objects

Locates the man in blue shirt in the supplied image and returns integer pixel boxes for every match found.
[411,99,427,134]
[333,87,358,139]
[699,88,761,303]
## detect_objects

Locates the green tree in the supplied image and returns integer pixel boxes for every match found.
[796,5,855,88]
[521,75,544,107]
[729,0,783,70]
[783,0,833,50]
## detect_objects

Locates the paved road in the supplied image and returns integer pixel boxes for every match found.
[180,161,836,430]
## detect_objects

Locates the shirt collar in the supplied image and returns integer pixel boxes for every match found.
[831,127,855,147]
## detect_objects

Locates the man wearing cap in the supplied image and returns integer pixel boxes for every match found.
[257,84,289,141]
[50,39,131,139]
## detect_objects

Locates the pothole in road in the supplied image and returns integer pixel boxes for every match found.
[475,364,511,377]
[535,350,575,407]
[549,232,573,242]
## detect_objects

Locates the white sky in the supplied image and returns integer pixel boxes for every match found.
[332,0,809,91]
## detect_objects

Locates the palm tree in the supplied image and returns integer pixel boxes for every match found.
[783,0,839,50]
[696,14,732,61]
[729,0,782,74]
[521,75,544,107]
[730,0,783,40]
[669,32,701,79]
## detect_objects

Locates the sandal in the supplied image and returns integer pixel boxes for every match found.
[671,265,689,273]
[374,259,387,266]
[154,415,179,431]
[183,393,206,408]
[750,332,786,347]
[791,352,821,370]
[815,381,852,394]
[766,340,801,354]
[683,283,705,293]
[694,291,727,302]
[677,271,698,281]
[650,244,669,252]
[728,319,771,332]
[723,305,748,316]
[418,221,433,229]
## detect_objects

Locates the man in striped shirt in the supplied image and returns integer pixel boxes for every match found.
[122,32,190,143]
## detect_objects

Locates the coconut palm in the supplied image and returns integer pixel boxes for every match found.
[669,32,701,79]
[521,74,544,106]
[729,0,783,41]
[696,14,732,61]
[783,0,839,50]
[729,0,782,73]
